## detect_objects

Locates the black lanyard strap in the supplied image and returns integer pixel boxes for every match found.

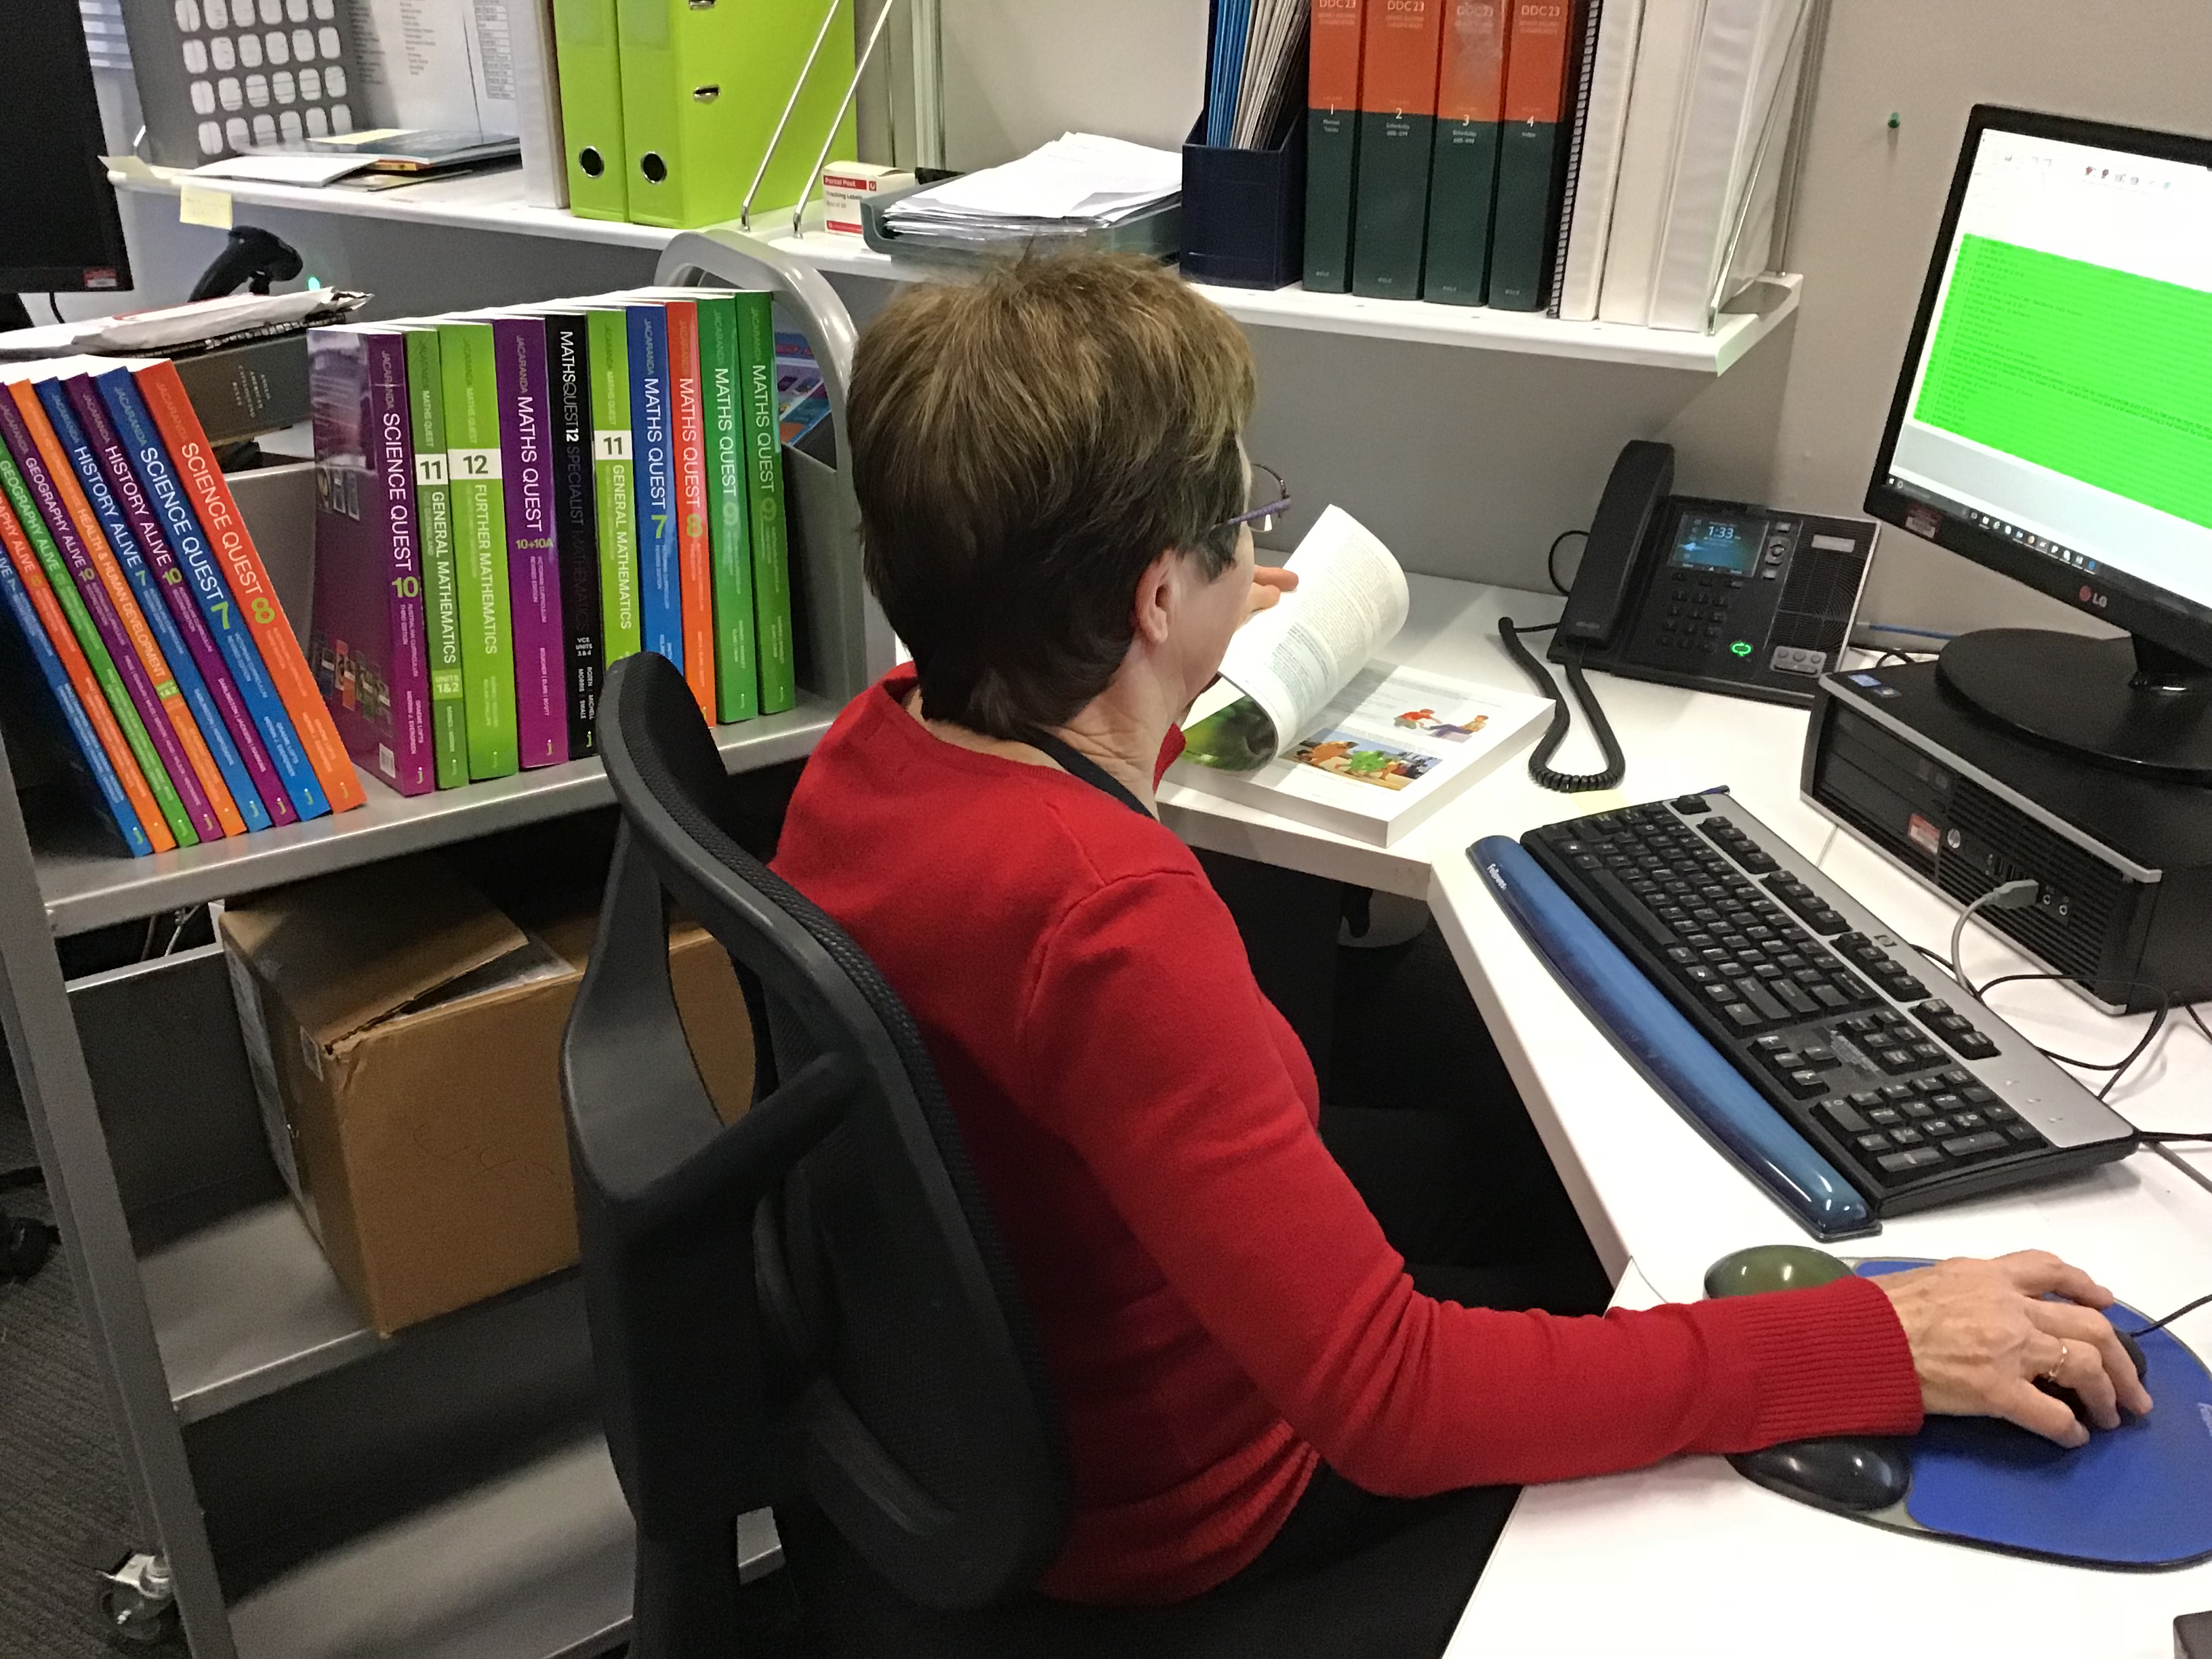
[1022,729,1152,819]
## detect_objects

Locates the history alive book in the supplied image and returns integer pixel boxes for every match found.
[1168,506,1548,846]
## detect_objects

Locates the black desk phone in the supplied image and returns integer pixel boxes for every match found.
[1500,441,1879,793]
[1553,440,1879,706]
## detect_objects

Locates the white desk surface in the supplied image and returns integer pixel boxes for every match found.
[1165,574,2212,1659]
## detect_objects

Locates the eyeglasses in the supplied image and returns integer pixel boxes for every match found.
[1215,463,1290,537]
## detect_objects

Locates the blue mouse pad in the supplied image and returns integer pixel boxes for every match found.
[1856,1259,2212,1568]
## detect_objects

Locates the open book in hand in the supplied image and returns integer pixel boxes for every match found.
[1168,506,1549,846]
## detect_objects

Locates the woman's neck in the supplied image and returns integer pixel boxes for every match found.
[903,682,1171,814]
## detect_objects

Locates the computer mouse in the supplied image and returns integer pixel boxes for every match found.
[1704,1244,1853,1300]
[1732,1437,1912,1514]
[2035,1324,2150,1426]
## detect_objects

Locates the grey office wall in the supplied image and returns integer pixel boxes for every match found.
[71,1,2212,638]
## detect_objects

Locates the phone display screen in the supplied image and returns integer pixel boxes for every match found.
[1668,510,1766,573]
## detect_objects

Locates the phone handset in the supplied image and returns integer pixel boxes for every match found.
[1500,441,1677,794]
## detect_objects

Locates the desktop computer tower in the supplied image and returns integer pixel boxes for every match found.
[1803,662,2212,1015]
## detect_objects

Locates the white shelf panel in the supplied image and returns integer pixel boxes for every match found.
[35,694,834,937]
[112,166,1799,373]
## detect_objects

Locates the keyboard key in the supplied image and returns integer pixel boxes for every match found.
[1847,1090,1883,1109]
[1891,1126,1925,1146]
[1953,1032,2000,1059]
[1811,985,1849,1010]
[1903,1100,1936,1120]
[1775,982,1820,1017]
[1821,1098,1870,1134]
[1877,1047,1919,1074]
[1856,1131,1893,1153]
[1878,1147,1945,1175]
[1961,1085,1995,1105]
[1703,983,1739,1006]
[2004,1122,2043,1143]
[1930,1093,1963,1113]
[1739,979,1793,1023]
[1866,1106,1904,1127]
[1942,1131,2007,1158]
[1922,1118,1955,1139]
[1951,1110,1986,1130]
[1724,1003,1765,1030]
[1982,1103,2015,1122]
[1879,1084,1914,1103]
[1940,1069,1973,1088]
[1798,1044,1836,1067]
[1784,1069,1828,1099]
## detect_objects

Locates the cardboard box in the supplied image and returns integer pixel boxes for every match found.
[220,857,754,1335]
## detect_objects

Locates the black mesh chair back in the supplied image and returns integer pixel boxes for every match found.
[562,652,1068,1658]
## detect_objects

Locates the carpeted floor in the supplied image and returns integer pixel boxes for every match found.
[0,1081,145,1659]
[0,913,1597,1658]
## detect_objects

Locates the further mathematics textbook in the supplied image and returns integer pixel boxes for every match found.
[438,319,519,781]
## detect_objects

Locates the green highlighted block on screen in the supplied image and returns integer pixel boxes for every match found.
[1914,234,2212,529]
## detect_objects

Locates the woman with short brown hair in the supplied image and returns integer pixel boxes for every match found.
[771,253,2150,1649]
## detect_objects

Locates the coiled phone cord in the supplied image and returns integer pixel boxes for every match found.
[1498,618,1628,794]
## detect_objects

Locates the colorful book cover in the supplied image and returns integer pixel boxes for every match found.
[308,329,436,795]
[626,302,681,672]
[60,374,293,829]
[774,331,831,445]
[541,310,604,757]
[0,419,197,848]
[586,307,641,666]
[5,379,233,840]
[1488,0,1584,311]
[135,358,367,813]
[1350,0,1446,299]
[437,319,520,781]
[660,298,716,720]
[1306,0,1369,293]
[489,314,569,769]
[1422,0,1511,306]
[41,375,275,832]
[0,489,163,853]
[697,293,756,724]
[399,327,469,790]
[733,293,793,716]
[91,367,331,823]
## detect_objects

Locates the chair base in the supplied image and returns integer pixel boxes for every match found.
[777,1494,1511,1659]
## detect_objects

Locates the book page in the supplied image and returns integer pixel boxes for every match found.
[1216,504,1410,748]
[1267,663,1547,818]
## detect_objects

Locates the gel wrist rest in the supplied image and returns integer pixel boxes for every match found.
[1471,836,1876,1242]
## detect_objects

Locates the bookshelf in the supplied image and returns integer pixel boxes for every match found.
[3,231,871,1659]
[107,165,1801,375]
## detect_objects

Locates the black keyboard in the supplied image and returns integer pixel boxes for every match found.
[1523,792,2137,1216]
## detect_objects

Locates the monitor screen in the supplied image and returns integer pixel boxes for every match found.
[0,0,131,295]
[1870,112,2212,653]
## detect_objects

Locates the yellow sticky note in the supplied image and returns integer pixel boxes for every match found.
[178,182,234,230]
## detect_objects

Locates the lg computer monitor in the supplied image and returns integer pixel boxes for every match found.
[1865,106,2212,781]
[1,0,131,302]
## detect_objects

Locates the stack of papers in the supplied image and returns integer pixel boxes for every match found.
[882,134,1181,243]
[1208,0,1308,149]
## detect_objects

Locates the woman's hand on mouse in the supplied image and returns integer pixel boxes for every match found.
[1241,565,1298,625]
[1872,1250,2154,1448]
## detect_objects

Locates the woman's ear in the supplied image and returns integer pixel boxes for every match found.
[1128,548,1179,647]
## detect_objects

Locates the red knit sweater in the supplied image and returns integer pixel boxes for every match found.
[771,670,1924,1605]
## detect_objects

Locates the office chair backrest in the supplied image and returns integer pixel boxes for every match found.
[565,653,1068,1633]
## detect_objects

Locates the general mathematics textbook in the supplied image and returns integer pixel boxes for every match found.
[1168,506,1547,846]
